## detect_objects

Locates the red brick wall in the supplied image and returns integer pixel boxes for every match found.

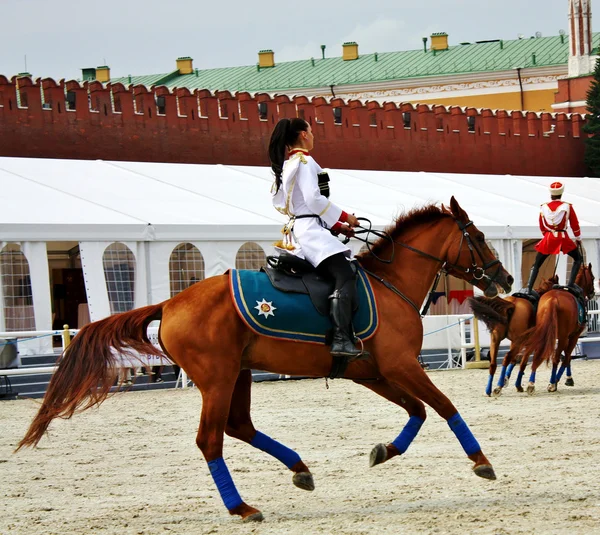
[0,75,589,177]
[554,75,593,114]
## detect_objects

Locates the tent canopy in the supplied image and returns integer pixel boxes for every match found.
[1,156,597,242]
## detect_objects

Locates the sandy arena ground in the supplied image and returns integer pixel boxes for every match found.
[1,359,600,535]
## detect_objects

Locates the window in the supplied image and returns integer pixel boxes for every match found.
[235,242,266,271]
[369,113,377,126]
[467,116,476,132]
[0,244,36,331]
[169,243,205,297]
[333,107,342,124]
[156,96,166,115]
[258,102,268,120]
[402,112,411,128]
[103,243,135,314]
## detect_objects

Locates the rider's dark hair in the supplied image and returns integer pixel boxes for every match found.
[551,194,562,200]
[269,118,309,193]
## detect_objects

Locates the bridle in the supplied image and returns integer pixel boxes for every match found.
[578,266,595,300]
[349,216,503,316]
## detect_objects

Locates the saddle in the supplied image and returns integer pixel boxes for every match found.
[512,290,540,313]
[552,284,588,324]
[263,254,358,316]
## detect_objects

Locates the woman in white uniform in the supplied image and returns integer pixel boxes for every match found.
[269,118,367,360]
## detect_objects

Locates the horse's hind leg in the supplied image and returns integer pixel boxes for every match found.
[486,331,501,397]
[225,370,314,491]
[515,352,529,393]
[384,360,496,480]
[557,334,580,387]
[353,378,427,467]
[547,340,566,392]
[195,372,264,522]
[493,344,515,397]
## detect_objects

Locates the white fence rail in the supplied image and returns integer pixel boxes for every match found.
[2,310,599,387]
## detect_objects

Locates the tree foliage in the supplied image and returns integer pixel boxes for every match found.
[583,59,600,177]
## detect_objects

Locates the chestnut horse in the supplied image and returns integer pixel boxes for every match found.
[511,264,595,395]
[17,198,513,522]
[468,276,558,397]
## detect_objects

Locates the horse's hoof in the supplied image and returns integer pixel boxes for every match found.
[516,386,524,393]
[492,387,503,397]
[526,384,535,396]
[242,512,264,523]
[230,503,263,522]
[292,471,315,491]
[369,443,388,467]
[547,383,557,393]
[473,464,497,480]
[565,377,575,387]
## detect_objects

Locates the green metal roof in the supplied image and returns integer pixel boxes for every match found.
[112,34,600,93]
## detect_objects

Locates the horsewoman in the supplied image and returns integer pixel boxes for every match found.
[268,117,367,360]
[523,181,583,296]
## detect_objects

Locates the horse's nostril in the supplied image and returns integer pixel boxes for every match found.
[507,275,514,285]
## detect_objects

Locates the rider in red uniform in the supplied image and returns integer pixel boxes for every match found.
[523,181,582,294]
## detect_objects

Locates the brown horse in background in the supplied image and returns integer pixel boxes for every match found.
[468,276,558,397]
[511,264,595,395]
[17,198,513,522]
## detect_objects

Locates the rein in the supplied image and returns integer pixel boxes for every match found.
[350,217,501,317]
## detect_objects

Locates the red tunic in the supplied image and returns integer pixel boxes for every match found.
[534,201,581,255]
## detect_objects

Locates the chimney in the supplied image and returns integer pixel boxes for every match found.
[176,56,194,75]
[342,42,359,61]
[95,65,110,83]
[430,32,449,51]
[258,50,275,68]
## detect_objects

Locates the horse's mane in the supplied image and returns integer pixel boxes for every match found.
[358,204,451,260]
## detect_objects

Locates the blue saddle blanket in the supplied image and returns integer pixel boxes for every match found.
[230,267,378,344]
[577,300,586,325]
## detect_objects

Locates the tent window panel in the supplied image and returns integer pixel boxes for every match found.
[0,244,36,331]
[169,243,205,297]
[103,243,136,314]
[235,242,266,271]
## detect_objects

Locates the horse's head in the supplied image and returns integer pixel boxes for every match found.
[536,275,559,295]
[576,263,595,300]
[442,197,514,298]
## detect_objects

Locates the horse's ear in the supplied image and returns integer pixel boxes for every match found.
[449,196,468,221]
[441,203,451,215]
[589,263,592,270]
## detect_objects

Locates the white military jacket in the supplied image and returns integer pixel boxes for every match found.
[272,150,351,267]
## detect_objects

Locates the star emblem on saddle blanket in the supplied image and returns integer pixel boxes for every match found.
[255,299,277,319]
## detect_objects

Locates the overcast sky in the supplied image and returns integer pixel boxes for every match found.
[0,0,585,81]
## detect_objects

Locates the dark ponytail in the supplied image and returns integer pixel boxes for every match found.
[269,118,309,192]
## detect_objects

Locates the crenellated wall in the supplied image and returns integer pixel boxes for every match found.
[0,75,589,176]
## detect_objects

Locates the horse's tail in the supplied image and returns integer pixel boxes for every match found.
[468,296,515,332]
[512,297,558,367]
[16,303,164,451]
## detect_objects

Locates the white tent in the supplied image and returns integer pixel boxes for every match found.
[1,156,598,344]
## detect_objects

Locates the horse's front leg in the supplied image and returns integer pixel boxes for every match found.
[225,369,314,491]
[383,359,496,480]
[353,378,427,467]
[493,344,515,397]
[514,351,529,392]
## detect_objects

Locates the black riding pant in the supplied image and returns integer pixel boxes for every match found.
[316,253,356,291]
[533,247,582,269]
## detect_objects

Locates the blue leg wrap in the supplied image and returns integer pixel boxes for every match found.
[515,370,524,389]
[250,431,301,469]
[528,371,536,384]
[550,364,558,385]
[391,416,425,454]
[567,365,572,377]
[556,365,566,382]
[447,413,480,456]
[207,457,243,510]
[485,374,494,396]
[506,362,515,380]
[496,366,507,388]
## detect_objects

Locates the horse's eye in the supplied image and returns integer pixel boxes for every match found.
[476,233,485,243]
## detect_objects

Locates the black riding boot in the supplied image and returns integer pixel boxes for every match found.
[522,265,540,295]
[568,258,583,291]
[329,281,369,360]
